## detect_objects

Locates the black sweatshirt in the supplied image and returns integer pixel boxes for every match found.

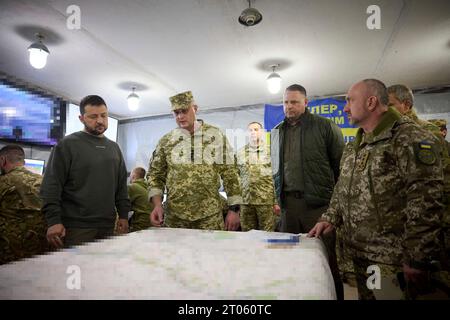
[41,131,131,228]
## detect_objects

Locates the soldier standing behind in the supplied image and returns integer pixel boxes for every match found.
[128,167,153,232]
[309,79,444,300]
[429,119,450,154]
[0,145,48,264]
[387,84,443,138]
[388,85,450,293]
[236,122,280,231]
[148,91,242,230]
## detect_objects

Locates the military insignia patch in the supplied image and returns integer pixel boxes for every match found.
[357,152,369,171]
[415,142,436,165]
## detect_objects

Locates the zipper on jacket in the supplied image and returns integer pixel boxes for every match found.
[346,151,358,218]
[367,160,383,232]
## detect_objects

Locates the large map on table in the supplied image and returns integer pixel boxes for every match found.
[0,228,336,299]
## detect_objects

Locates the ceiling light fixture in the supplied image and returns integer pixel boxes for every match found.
[28,33,50,69]
[238,0,263,27]
[267,64,281,94]
[127,87,140,111]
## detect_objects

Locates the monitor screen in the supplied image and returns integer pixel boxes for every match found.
[66,103,118,142]
[24,158,45,175]
[0,81,64,146]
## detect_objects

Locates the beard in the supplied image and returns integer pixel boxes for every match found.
[84,124,106,136]
[347,113,359,126]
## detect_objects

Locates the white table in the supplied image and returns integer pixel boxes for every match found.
[0,228,336,299]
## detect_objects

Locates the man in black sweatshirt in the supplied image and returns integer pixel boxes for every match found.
[40,95,131,248]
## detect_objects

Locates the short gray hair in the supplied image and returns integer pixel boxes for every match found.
[387,84,414,106]
[363,79,389,106]
[0,144,25,163]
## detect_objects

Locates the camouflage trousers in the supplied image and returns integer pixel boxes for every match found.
[0,210,49,265]
[130,211,152,232]
[336,228,356,287]
[240,205,275,232]
[164,211,225,230]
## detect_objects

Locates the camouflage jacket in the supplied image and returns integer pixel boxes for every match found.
[236,143,277,205]
[0,166,42,214]
[405,108,442,138]
[406,108,450,234]
[0,166,46,264]
[147,121,242,222]
[322,107,444,267]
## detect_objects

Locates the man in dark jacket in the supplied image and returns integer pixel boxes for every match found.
[271,84,345,299]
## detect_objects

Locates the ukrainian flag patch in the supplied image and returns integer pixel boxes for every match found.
[415,141,436,165]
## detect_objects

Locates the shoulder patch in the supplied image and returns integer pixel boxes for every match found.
[414,141,436,165]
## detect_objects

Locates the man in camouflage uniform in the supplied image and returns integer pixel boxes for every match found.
[429,119,450,154]
[428,120,450,296]
[309,79,444,300]
[236,122,280,231]
[127,167,153,232]
[387,84,444,140]
[388,85,450,296]
[148,91,242,230]
[0,145,48,264]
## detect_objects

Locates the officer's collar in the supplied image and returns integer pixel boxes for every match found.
[354,107,401,149]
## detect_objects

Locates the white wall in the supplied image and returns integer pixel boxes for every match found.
[117,92,450,172]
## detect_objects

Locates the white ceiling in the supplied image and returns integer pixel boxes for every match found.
[0,0,449,119]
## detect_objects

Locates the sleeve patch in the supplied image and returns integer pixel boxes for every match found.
[415,141,436,165]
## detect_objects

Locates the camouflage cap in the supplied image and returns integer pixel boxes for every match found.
[169,91,194,111]
[428,119,447,128]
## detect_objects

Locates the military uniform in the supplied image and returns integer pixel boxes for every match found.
[406,114,450,296]
[428,119,450,155]
[236,143,277,231]
[405,109,442,137]
[128,178,153,232]
[321,107,444,299]
[147,91,242,230]
[0,166,48,264]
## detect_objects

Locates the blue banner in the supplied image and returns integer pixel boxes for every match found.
[264,98,358,143]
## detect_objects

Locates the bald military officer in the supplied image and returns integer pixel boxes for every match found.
[309,79,444,300]
[147,91,242,230]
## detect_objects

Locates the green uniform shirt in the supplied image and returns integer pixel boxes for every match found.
[128,178,153,231]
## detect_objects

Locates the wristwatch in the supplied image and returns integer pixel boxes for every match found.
[228,205,240,213]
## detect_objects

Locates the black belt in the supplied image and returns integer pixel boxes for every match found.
[284,191,304,199]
